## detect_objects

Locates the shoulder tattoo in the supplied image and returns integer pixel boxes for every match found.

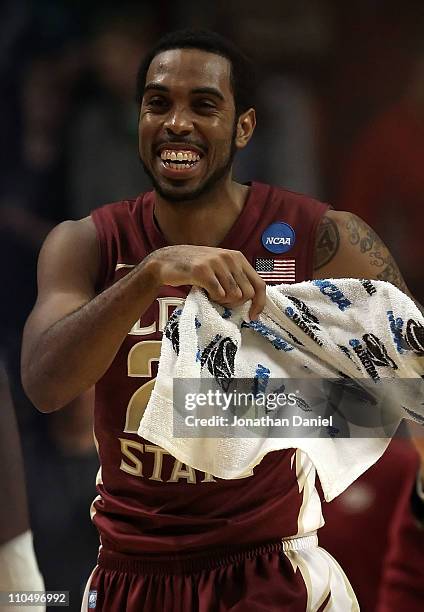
[313,215,340,270]
[345,214,408,292]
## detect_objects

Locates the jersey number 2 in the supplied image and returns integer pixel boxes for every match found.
[123,340,162,433]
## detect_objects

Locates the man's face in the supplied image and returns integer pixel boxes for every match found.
[138,48,240,201]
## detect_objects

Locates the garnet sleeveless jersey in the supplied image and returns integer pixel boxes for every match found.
[90,182,329,554]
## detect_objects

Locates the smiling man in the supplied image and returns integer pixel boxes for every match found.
[139,52,238,200]
[21,30,420,611]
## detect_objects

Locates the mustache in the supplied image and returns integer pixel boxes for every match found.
[154,137,208,154]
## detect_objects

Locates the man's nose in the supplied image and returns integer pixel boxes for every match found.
[164,106,193,136]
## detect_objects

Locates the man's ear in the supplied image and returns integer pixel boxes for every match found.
[235,108,256,149]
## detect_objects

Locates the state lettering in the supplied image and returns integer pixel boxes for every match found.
[119,437,217,483]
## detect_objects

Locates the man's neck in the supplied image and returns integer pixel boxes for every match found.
[153,178,250,246]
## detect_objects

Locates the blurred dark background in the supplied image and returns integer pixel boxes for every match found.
[1,1,423,610]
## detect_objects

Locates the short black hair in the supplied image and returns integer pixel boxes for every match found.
[135,29,255,116]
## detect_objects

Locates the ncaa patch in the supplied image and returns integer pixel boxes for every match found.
[261,222,296,254]
[88,590,97,609]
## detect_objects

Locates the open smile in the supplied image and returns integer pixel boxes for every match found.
[156,146,205,179]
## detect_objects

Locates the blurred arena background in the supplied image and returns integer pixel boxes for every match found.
[1,1,423,610]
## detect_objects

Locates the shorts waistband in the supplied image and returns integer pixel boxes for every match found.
[98,533,318,575]
[281,533,318,552]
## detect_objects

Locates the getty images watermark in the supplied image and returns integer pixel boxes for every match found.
[172,378,424,438]
[183,388,332,428]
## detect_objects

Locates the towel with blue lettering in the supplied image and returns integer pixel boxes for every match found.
[138,279,424,501]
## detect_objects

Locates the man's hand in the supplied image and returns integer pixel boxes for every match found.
[146,245,266,320]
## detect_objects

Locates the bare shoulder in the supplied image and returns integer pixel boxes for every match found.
[41,216,98,253]
[312,209,341,271]
[37,216,100,292]
[313,210,409,293]
[23,216,100,357]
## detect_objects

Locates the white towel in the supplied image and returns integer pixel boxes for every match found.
[138,279,424,501]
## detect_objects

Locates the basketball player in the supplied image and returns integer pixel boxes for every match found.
[21,30,423,611]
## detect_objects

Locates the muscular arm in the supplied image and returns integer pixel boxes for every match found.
[21,218,265,413]
[21,217,163,412]
[313,210,417,301]
[314,210,424,484]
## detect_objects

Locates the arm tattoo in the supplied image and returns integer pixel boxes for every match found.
[313,216,340,270]
[345,214,408,292]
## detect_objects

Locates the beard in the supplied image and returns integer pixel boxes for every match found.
[140,125,238,203]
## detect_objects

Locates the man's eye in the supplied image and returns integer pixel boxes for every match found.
[195,100,216,111]
[146,97,168,110]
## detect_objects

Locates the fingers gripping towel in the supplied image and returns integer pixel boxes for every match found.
[138,279,424,501]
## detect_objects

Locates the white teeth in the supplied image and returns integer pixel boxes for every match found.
[160,149,202,160]
[160,149,202,169]
[165,161,188,171]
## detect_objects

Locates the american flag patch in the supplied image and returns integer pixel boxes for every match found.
[255,258,296,284]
